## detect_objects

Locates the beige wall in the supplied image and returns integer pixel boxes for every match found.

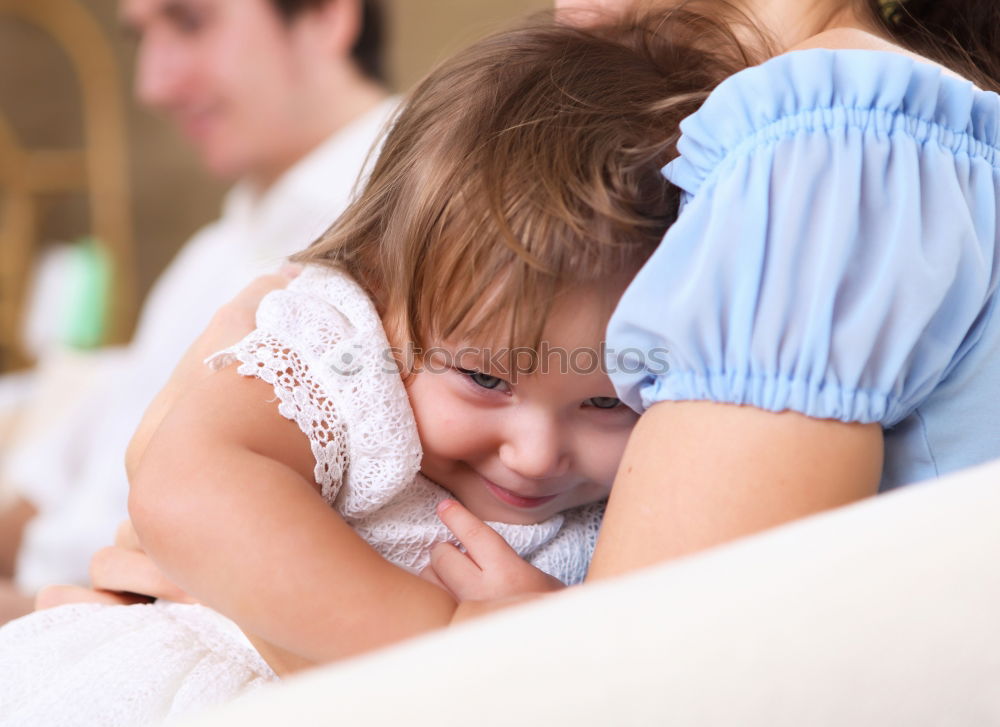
[0,0,547,368]
[0,0,226,347]
[388,0,549,89]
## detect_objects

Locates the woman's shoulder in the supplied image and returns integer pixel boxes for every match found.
[789,27,980,84]
[666,37,1000,196]
[788,27,949,71]
[788,26,893,52]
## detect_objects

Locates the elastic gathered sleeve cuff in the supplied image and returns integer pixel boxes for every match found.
[607,50,1000,426]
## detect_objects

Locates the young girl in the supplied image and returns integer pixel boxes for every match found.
[0,10,733,725]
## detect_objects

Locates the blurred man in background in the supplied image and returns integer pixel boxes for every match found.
[0,0,394,623]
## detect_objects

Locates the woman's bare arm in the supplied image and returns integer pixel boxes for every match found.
[586,401,883,579]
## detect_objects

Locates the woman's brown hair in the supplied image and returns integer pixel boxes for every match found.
[862,0,1000,92]
[295,10,744,351]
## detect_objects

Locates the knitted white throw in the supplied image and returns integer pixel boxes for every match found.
[0,266,603,726]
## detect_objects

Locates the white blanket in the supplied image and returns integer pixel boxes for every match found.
[0,602,274,727]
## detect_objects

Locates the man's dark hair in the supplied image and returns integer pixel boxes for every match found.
[270,0,386,83]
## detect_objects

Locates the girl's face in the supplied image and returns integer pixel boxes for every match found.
[405,281,638,525]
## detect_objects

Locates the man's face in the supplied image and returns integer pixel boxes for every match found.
[121,0,328,183]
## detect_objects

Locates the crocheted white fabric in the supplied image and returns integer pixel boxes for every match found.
[0,602,275,727]
[0,265,604,727]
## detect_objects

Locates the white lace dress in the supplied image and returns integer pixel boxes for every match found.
[0,266,604,727]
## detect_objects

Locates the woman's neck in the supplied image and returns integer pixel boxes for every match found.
[732,0,879,50]
[740,0,965,80]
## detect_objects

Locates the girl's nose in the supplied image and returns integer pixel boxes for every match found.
[498,414,570,481]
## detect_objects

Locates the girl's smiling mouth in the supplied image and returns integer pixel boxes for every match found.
[481,476,560,509]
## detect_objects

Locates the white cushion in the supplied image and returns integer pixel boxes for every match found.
[177,458,1000,726]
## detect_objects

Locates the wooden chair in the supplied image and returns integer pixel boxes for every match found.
[0,0,135,372]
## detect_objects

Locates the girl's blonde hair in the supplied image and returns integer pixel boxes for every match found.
[295,9,744,350]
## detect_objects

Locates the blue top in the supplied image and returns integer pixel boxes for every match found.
[605,49,1000,491]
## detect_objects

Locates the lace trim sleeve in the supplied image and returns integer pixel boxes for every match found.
[206,266,422,507]
[208,330,350,500]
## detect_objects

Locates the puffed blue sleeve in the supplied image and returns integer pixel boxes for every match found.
[607,49,1000,426]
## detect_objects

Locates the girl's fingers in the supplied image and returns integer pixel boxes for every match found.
[88,546,195,603]
[428,542,482,596]
[435,499,510,569]
[433,501,565,601]
[418,563,449,591]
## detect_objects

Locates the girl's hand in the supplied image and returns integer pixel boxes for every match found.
[423,499,566,603]
[126,266,301,478]
[35,520,195,610]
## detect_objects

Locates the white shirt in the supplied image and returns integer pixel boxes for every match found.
[6,98,398,591]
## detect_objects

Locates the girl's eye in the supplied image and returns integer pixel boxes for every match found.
[586,396,622,410]
[457,368,509,392]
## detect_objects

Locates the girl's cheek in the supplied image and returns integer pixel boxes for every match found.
[420,401,484,456]
[588,430,633,485]
[427,396,471,433]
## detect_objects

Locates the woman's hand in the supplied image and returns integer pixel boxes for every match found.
[126,266,300,478]
[423,500,565,616]
[34,521,318,677]
[34,520,194,611]
[0,579,34,624]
